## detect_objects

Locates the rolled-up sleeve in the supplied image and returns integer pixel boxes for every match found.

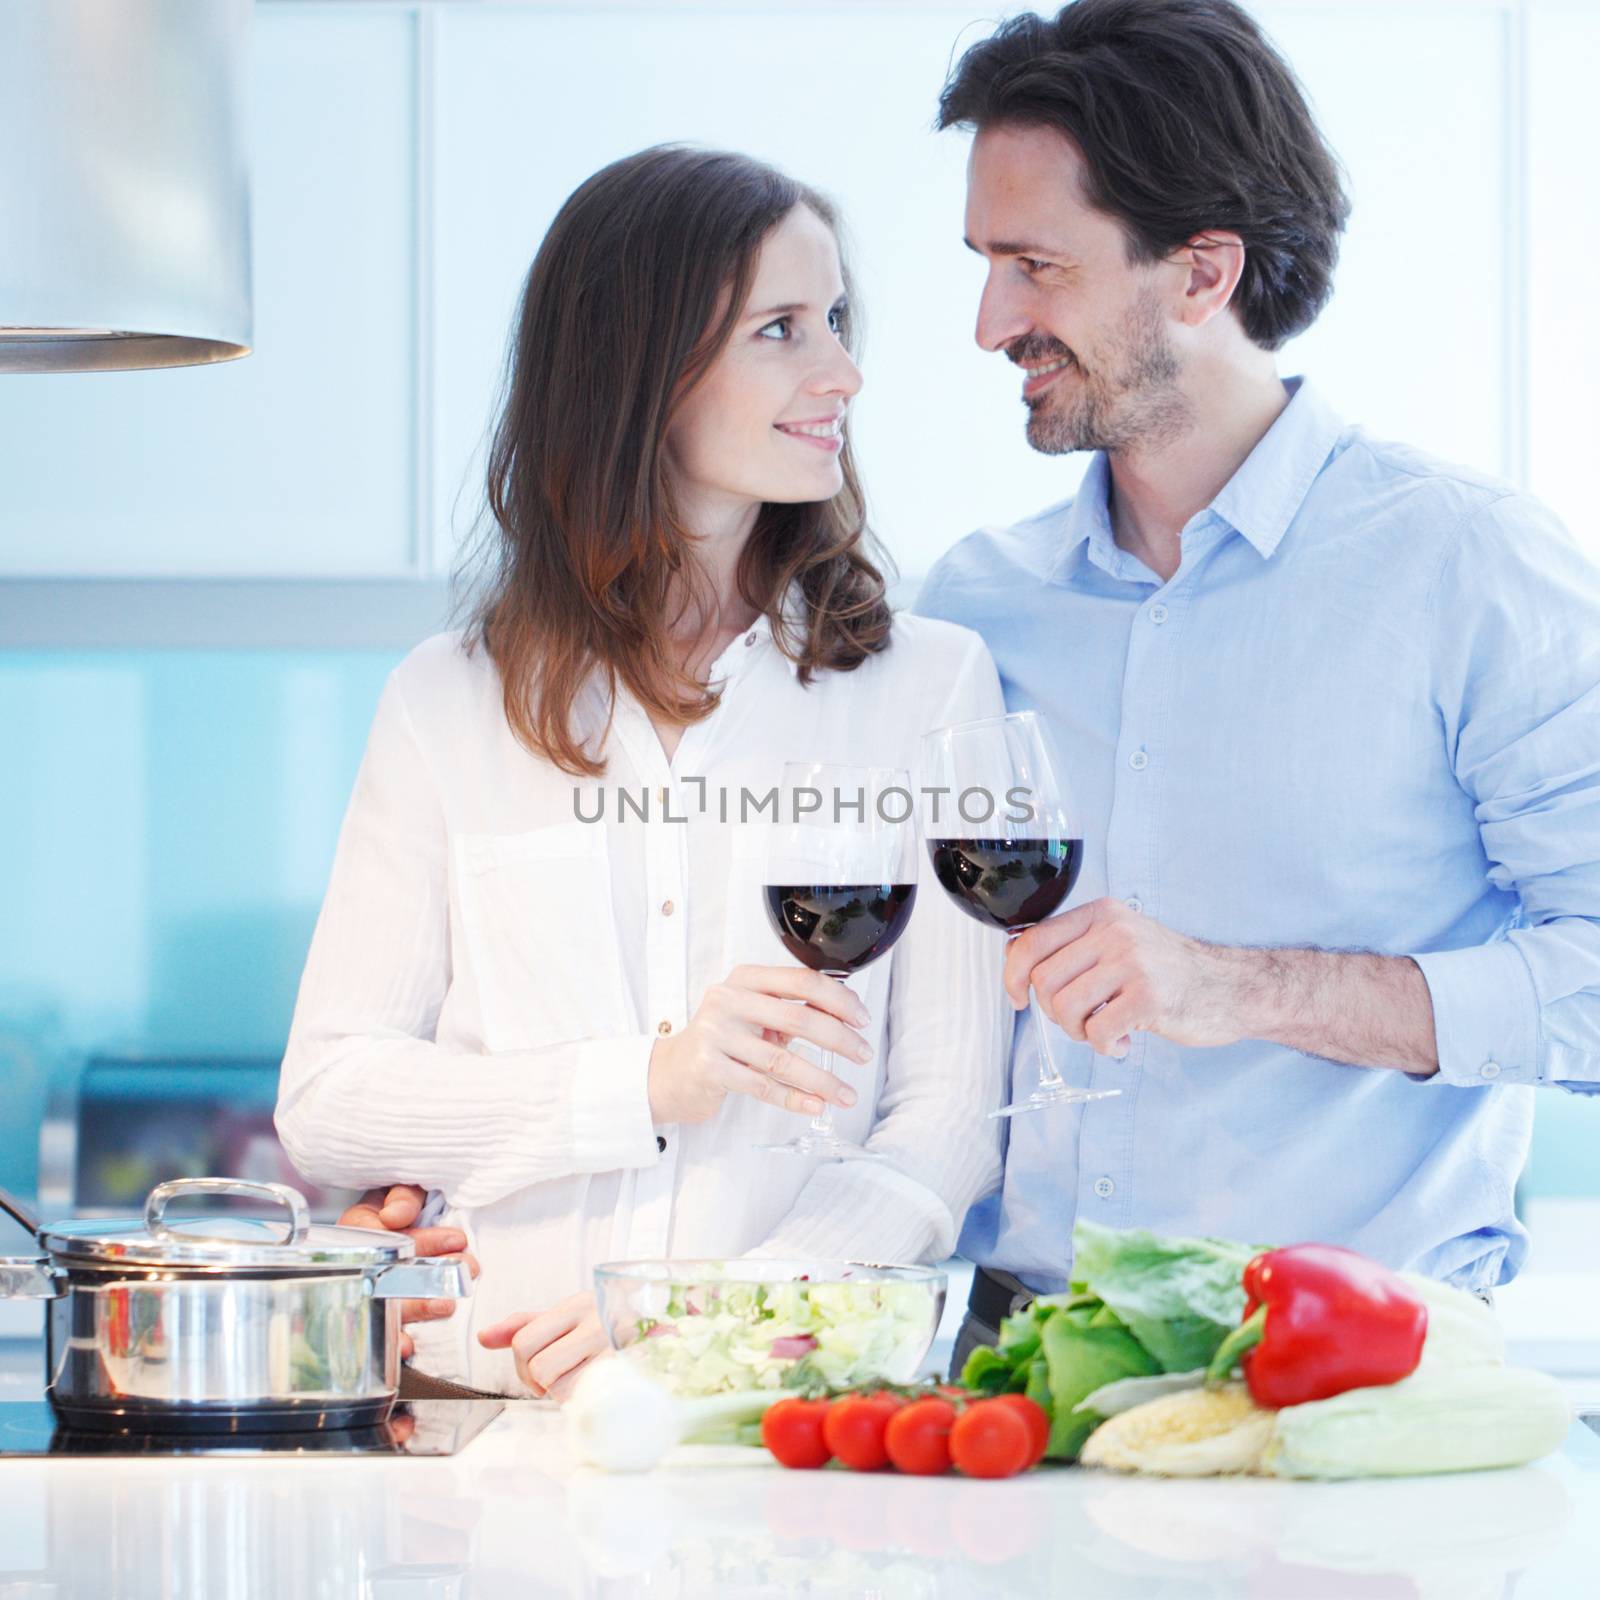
[1411,493,1600,1093]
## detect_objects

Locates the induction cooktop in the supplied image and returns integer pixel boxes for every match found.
[0,1398,504,1458]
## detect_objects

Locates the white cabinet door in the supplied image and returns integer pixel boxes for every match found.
[0,6,419,578]
[1260,2,1509,478]
[429,3,1088,588]
[1528,0,1600,556]
[434,3,1513,586]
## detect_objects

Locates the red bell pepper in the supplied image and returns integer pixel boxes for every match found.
[1204,1244,1428,1408]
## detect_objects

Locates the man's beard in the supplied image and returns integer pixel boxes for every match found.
[1020,288,1192,457]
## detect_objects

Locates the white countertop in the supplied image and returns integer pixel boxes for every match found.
[0,1395,1597,1599]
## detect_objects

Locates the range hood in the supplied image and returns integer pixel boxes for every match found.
[0,0,253,373]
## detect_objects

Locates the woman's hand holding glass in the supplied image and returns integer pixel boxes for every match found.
[647,963,871,1125]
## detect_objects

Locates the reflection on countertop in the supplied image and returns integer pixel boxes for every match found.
[0,1390,1596,1600]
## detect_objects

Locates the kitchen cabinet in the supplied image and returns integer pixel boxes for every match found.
[428,2,1091,586]
[1527,0,1600,542]
[431,2,1519,585]
[1263,3,1509,479]
[0,2,1591,608]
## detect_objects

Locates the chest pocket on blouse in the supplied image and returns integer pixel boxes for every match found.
[454,822,630,1052]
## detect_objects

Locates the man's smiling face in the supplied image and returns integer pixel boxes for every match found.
[964,123,1193,457]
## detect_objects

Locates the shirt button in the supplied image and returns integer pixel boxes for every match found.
[1093,1176,1116,1199]
[745,632,757,647]
[1124,897,1143,914]
[656,1134,668,1153]
[1480,1061,1502,1080]
[1149,604,1169,625]
[661,900,675,916]
[1128,749,1149,771]
[657,1020,673,1036]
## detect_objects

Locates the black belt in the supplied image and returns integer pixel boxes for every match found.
[968,1265,1035,1331]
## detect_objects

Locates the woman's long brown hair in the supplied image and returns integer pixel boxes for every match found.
[457,145,894,777]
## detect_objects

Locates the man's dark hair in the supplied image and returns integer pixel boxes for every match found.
[937,0,1350,350]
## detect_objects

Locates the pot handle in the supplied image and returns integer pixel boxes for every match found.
[145,1178,311,1246]
[0,1258,64,1299]
[370,1255,473,1300]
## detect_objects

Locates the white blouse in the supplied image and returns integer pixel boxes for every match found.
[275,609,1008,1393]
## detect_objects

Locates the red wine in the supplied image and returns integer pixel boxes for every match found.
[927,838,1082,931]
[764,884,918,975]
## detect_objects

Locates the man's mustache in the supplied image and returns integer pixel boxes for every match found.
[1006,336,1076,369]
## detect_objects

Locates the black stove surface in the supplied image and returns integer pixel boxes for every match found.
[0,1398,504,1458]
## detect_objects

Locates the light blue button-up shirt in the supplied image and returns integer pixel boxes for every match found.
[916,377,1600,1293]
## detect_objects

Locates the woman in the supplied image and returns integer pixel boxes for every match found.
[275,146,1007,1399]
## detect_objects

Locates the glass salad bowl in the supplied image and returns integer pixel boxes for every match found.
[592,1259,947,1397]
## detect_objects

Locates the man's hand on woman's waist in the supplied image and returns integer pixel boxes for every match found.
[339,1184,477,1360]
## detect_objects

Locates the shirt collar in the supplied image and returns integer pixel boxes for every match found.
[1210,377,1345,559]
[711,582,804,681]
[766,582,807,678]
[1048,454,1115,582]
[1046,376,1345,581]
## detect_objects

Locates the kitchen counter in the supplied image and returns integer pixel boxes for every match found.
[0,1393,1597,1599]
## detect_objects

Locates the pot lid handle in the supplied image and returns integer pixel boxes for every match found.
[0,1186,41,1240]
[144,1178,311,1246]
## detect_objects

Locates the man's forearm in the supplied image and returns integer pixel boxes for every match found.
[1218,945,1439,1076]
[1008,899,1444,1072]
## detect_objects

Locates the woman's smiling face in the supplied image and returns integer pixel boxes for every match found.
[666,203,863,520]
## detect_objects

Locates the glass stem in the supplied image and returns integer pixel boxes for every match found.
[809,970,853,1139]
[809,1050,836,1139]
[1029,1002,1067,1092]
[1008,928,1066,1092]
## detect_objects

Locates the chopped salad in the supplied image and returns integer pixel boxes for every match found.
[622,1272,938,1396]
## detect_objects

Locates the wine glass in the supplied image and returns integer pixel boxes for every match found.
[757,762,919,1160]
[921,711,1123,1118]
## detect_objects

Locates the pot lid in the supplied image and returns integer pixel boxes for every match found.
[37,1179,414,1270]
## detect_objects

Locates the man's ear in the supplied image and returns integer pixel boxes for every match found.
[1175,231,1246,328]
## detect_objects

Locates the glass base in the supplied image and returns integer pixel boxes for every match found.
[757,1133,882,1160]
[990,1085,1123,1120]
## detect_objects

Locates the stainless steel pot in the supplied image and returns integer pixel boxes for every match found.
[0,1176,470,1432]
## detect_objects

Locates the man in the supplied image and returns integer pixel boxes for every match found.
[916,0,1600,1375]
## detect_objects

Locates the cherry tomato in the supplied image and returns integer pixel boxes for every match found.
[761,1397,832,1469]
[884,1396,956,1475]
[822,1392,903,1471]
[988,1394,1049,1467]
[949,1397,1034,1479]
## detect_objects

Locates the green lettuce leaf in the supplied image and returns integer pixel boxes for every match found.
[1069,1220,1257,1373]
[1039,1297,1161,1459]
[959,1344,1013,1394]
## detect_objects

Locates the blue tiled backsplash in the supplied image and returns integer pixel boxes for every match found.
[1,648,1595,1205]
